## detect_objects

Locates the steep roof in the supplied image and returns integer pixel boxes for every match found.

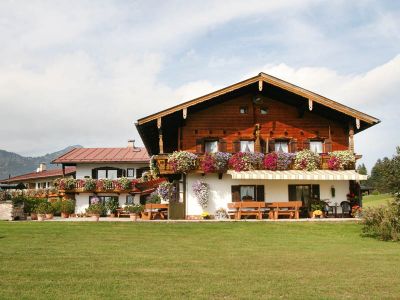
[137,72,380,126]
[52,147,149,164]
[0,167,76,183]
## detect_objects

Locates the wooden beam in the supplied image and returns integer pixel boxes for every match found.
[182,108,187,119]
[258,80,263,91]
[308,99,313,111]
[349,123,354,152]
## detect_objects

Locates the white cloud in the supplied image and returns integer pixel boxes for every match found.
[252,55,400,169]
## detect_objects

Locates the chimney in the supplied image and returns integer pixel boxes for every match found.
[37,163,47,172]
[127,140,135,148]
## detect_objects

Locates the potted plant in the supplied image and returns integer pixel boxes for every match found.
[311,203,324,218]
[60,199,75,218]
[105,198,119,217]
[35,202,51,221]
[125,204,144,221]
[201,212,211,220]
[84,178,96,191]
[86,198,105,221]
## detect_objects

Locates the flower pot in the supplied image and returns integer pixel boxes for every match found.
[110,213,116,218]
[61,212,70,218]
[130,213,137,221]
[30,213,38,220]
[37,214,45,221]
[92,214,100,222]
[45,213,54,220]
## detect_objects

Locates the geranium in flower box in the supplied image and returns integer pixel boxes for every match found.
[294,150,321,171]
[168,151,198,173]
[228,152,264,172]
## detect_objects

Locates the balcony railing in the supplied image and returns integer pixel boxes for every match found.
[154,152,359,175]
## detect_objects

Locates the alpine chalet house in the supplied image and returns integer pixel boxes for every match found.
[52,141,153,213]
[136,73,380,219]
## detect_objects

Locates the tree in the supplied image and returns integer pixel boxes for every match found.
[356,163,367,175]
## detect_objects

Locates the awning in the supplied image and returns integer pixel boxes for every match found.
[227,170,368,181]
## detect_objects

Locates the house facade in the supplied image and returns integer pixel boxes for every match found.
[136,73,380,219]
[52,141,152,213]
[0,163,76,190]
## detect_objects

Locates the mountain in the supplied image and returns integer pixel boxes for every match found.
[0,145,82,180]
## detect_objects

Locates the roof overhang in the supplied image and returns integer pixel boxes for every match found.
[227,170,368,181]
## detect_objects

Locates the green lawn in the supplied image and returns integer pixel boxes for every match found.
[363,193,394,208]
[0,222,399,299]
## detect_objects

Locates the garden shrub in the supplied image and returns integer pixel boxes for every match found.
[362,197,400,241]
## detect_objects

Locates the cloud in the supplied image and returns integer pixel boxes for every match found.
[251,55,400,169]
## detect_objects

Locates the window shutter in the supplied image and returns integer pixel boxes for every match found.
[288,185,296,201]
[231,185,240,202]
[136,168,143,178]
[303,139,310,150]
[268,139,275,153]
[256,185,265,202]
[218,139,227,152]
[92,169,98,179]
[117,168,123,178]
[289,139,297,153]
[233,140,240,153]
[196,139,203,154]
[324,139,332,153]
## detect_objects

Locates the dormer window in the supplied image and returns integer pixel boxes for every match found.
[240,140,254,152]
[275,141,289,153]
[205,140,218,153]
[310,141,323,153]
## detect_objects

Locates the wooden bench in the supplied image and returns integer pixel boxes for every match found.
[268,201,302,220]
[116,207,130,218]
[141,203,168,220]
[228,202,265,220]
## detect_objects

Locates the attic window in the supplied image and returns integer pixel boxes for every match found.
[239,106,248,114]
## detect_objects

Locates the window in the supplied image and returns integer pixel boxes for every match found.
[275,141,289,153]
[89,196,118,206]
[96,168,119,179]
[288,185,320,212]
[240,140,254,152]
[239,106,248,114]
[205,140,218,153]
[240,186,255,200]
[126,195,134,205]
[310,141,323,153]
[231,185,265,202]
[260,107,268,115]
[127,168,135,178]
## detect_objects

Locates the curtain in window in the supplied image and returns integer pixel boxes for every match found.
[240,141,254,152]
[205,141,218,153]
[275,142,289,153]
[310,141,323,153]
[240,186,255,200]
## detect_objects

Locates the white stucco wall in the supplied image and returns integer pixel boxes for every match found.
[186,173,350,216]
[75,163,148,179]
[75,193,141,213]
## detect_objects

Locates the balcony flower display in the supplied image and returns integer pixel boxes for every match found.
[328,150,355,170]
[57,178,76,190]
[84,178,96,191]
[192,180,209,209]
[201,152,232,173]
[96,179,114,191]
[294,149,321,171]
[117,177,131,190]
[156,182,176,202]
[263,152,278,170]
[228,152,264,172]
[168,151,198,173]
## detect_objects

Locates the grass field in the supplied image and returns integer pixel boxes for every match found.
[363,193,394,208]
[1,222,399,299]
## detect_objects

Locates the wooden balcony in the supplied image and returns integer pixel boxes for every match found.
[154,153,359,175]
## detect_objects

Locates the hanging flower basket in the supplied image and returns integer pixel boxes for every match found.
[294,149,321,171]
[192,180,210,209]
[168,151,198,173]
[201,152,232,173]
[228,152,264,172]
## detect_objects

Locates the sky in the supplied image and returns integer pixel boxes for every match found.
[0,0,399,170]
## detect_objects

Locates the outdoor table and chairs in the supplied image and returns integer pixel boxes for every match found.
[228,201,302,220]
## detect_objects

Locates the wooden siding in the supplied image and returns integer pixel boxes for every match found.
[180,94,348,153]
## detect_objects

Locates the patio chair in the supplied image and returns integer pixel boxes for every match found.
[340,201,352,218]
